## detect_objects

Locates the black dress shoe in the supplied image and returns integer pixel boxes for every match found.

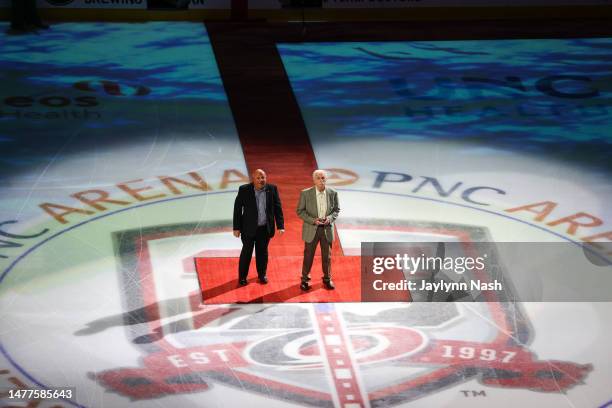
[323,280,335,290]
[239,279,248,286]
[259,276,268,284]
[300,282,311,291]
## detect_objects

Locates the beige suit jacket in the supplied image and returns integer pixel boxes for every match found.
[296,186,340,243]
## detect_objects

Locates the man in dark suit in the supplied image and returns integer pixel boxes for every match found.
[233,169,284,286]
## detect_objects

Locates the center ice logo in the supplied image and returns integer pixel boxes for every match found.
[95,219,592,406]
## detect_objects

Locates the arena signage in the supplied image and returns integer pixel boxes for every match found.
[322,0,611,9]
[38,0,146,9]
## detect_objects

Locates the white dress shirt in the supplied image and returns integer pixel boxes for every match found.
[316,188,327,220]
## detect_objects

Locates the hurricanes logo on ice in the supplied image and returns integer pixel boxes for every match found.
[95,219,592,406]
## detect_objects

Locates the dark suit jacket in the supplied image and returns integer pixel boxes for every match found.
[233,183,284,238]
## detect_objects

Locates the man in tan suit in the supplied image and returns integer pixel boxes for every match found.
[297,169,340,290]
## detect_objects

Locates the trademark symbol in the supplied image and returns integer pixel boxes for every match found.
[460,390,487,397]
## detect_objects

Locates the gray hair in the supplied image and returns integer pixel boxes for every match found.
[312,169,327,179]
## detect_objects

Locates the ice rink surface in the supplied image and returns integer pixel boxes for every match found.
[1,23,611,407]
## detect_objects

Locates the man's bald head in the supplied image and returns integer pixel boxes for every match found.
[252,169,267,190]
[253,168,266,177]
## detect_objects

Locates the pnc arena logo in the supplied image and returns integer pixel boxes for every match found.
[1,168,606,406]
[92,216,592,405]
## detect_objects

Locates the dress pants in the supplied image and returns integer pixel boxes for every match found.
[238,225,270,281]
[301,225,332,283]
